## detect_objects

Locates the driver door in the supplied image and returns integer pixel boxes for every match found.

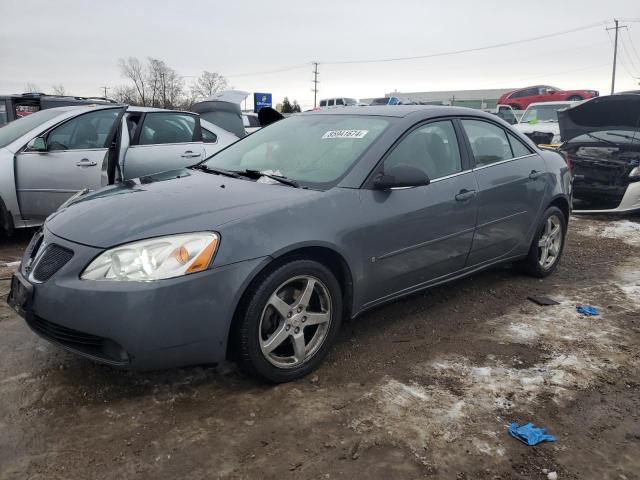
[15,107,125,221]
[358,119,478,305]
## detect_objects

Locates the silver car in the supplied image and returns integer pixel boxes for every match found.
[0,105,238,233]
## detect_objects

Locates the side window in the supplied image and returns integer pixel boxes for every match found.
[507,132,532,157]
[319,100,327,107]
[202,128,218,143]
[383,120,462,180]
[336,98,344,106]
[47,109,120,151]
[461,119,512,167]
[328,99,335,106]
[137,113,196,146]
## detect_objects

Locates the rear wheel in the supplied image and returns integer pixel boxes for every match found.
[567,95,583,101]
[517,206,566,278]
[235,259,342,383]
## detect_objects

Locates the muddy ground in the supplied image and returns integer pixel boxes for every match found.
[1,216,639,480]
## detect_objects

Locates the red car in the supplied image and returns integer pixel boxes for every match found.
[498,85,598,110]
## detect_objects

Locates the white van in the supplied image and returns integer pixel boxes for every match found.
[318,98,358,109]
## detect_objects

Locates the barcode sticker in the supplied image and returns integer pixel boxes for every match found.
[322,130,369,139]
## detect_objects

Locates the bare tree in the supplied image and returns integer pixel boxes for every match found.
[51,84,66,96]
[118,57,147,106]
[191,71,228,100]
[24,83,40,93]
[112,85,140,105]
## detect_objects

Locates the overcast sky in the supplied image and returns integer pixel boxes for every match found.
[2,0,639,109]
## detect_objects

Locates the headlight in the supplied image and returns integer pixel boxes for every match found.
[629,166,640,180]
[81,232,219,281]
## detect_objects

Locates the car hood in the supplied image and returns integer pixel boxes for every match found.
[558,94,640,141]
[45,169,318,248]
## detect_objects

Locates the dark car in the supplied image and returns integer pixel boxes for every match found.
[7,106,571,383]
[498,85,598,111]
[558,94,640,213]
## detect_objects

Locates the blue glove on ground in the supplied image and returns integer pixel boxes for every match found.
[576,305,599,316]
[508,422,556,446]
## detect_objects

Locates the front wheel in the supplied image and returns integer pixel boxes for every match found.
[235,259,343,383]
[516,206,566,278]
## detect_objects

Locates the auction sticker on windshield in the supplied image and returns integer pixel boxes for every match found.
[322,130,369,139]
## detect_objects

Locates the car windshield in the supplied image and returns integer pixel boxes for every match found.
[521,104,569,124]
[203,114,390,189]
[370,98,389,105]
[344,98,358,106]
[0,108,63,148]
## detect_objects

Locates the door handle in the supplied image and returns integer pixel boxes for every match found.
[529,170,543,180]
[181,150,202,158]
[455,189,476,201]
[76,159,97,167]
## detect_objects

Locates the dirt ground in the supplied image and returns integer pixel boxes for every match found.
[1,216,639,480]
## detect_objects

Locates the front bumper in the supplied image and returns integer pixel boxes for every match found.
[573,180,640,214]
[12,229,268,370]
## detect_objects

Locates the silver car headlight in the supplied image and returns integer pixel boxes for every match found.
[81,232,219,281]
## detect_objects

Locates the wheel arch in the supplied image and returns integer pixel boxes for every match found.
[548,195,571,225]
[225,244,355,360]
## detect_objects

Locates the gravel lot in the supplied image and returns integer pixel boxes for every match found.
[1,216,639,480]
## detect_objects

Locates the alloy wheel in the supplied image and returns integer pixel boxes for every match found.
[537,214,563,269]
[258,275,332,368]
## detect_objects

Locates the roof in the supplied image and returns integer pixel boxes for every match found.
[300,104,498,119]
[301,105,450,117]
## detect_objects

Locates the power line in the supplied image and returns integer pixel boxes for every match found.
[320,21,606,65]
[624,28,640,65]
[619,35,640,76]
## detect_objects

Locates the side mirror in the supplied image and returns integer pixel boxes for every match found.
[373,165,430,190]
[27,136,47,152]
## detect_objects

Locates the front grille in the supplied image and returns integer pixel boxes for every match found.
[27,315,129,365]
[32,244,73,281]
[30,315,104,347]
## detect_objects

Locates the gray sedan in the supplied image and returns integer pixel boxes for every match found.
[7,105,572,382]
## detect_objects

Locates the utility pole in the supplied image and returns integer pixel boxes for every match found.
[607,19,628,94]
[311,62,319,108]
[101,86,109,98]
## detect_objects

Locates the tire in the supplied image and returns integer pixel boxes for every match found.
[567,95,583,101]
[516,206,567,278]
[235,259,343,383]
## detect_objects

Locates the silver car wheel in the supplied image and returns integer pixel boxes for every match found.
[258,275,332,369]
[537,214,563,269]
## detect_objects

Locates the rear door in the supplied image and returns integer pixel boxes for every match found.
[122,111,204,179]
[460,118,547,266]
[359,119,479,304]
[14,107,125,221]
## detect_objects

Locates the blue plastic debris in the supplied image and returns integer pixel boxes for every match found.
[508,422,557,446]
[576,305,599,316]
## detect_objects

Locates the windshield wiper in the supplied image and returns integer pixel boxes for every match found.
[191,164,242,178]
[606,132,640,142]
[584,133,618,146]
[241,169,300,188]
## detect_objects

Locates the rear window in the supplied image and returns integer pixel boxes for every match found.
[0,108,63,148]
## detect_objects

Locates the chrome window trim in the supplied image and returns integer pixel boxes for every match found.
[472,153,538,172]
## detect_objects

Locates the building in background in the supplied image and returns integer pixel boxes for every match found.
[361,88,515,109]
